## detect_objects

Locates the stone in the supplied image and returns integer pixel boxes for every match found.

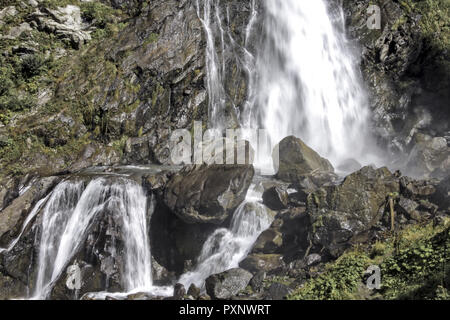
[164,164,254,225]
[252,228,283,254]
[249,271,266,293]
[265,282,291,300]
[305,253,321,266]
[239,254,284,274]
[205,268,253,300]
[307,166,399,257]
[396,197,420,221]
[273,136,334,183]
[173,283,186,300]
[0,6,17,26]
[30,5,91,49]
[187,283,201,299]
[262,186,289,210]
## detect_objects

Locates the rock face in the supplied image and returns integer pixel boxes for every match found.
[205,268,253,300]
[31,5,92,48]
[343,0,449,176]
[164,164,254,225]
[307,166,399,257]
[0,176,60,246]
[273,136,334,183]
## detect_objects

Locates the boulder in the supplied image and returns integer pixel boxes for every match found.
[307,166,399,257]
[273,136,334,183]
[262,186,288,211]
[164,164,254,225]
[265,282,291,300]
[205,268,253,300]
[396,197,420,221]
[187,283,201,299]
[252,228,283,254]
[239,254,284,274]
[173,283,186,300]
[249,271,266,293]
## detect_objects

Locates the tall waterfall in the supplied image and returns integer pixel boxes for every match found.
[32,178,153,299]
[178,185,273,290]
[197,0,380,171]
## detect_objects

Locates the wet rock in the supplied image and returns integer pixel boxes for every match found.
[187,283,201,299]
[265,282,291,300]
[173,283,186,300]
[307,166,399,257]
[205,268,253,300]
[249,271,266,293]
[152,258,175,286]
[0,176,59,246]
[239,254,285,274]
[164,164,254,225]
[262,186,288,211]
[0,273,27,300]
[252,228,283,254]
[273,136,334,183]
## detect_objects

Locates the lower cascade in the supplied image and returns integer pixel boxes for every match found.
[178,185,273,290]
[31,177,155,299]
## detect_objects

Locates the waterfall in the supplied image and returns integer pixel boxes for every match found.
[197,0,381,172]
[178,185,273,290]
[32,178,153,299]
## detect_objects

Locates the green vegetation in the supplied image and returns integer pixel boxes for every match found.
[399,0,449,48]
[288,219,450,300]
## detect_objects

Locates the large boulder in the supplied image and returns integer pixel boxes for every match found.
[205,268,253,300]
[239,254,285,274]
[273,136,334,183]
[163,164,254,225]
[307,166,399,257]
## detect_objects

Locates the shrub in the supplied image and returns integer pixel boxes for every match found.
[20,54,45,78]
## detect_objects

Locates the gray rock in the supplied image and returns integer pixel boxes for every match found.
[239,254,284,274]
[164,164,254,225]
[273,136,334,183]
[205,268,253,300]
[249,271,266,293]
[265,282,291,300]
[307,166,399,257]
[305,253,321,266]
[262,186,289,211]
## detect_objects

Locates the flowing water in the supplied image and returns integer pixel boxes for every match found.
[1,0,384,299]
[198,0,381,173]
[178,185,273,290]
[31,178,154,299]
